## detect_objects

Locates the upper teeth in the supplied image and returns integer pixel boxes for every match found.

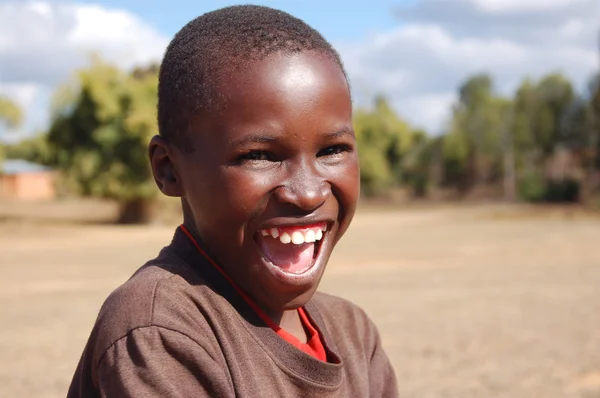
[261,225,327,245]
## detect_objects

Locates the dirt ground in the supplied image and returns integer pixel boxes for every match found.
[0,203,599,397]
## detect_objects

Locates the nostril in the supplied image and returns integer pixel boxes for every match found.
[278,180,329,210]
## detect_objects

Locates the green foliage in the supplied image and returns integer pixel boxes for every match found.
[438,71,591,202]
[5,133,53,165]
[47,59,159,205]
[354,96,417,196]
[442,74,508,190]
[518,173,580,203]
[589,74,600,171]
[0,95,24,167]
[562,97,592,150]
[350,72,589,201]
[513,73,575,155]
[357,144,393,196]
[0,96,23,130]
[401,131,438,197]
[517,172,547,202]
[511,73,594,202]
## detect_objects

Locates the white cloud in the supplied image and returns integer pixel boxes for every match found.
[341,0,599,133]
[394,92,457,133]
[471,0,588,13]
[68,4,168,69]
[0,0,168,140]
[0,83,40,110]
[0,82,50,142]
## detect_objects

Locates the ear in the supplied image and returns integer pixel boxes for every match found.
[149,135,183,197]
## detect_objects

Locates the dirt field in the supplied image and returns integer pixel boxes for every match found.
[1,204,599,397]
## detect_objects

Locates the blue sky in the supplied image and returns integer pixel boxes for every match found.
[0,0,598,140]
[74,0,405,42]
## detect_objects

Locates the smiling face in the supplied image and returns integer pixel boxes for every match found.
[151,51,359,315]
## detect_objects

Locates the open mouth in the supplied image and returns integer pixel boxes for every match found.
[254,223,327,275]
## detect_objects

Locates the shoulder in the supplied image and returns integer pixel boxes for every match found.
[311,291,372,323]
[310,291,380,341]
[87,247,216,365]
[310,294,398,396]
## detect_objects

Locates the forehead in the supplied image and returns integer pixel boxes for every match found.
[222,52,348,101]
[190,52,352,145]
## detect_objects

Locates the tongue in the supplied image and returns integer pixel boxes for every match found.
[257,235,315,274]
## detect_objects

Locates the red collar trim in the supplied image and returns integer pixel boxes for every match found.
[179,224,279,330]
[179,225,327,361]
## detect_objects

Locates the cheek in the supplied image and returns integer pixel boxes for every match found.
[331,155,360,229]
[187,170,273,248]
[337,155,360,201]
[213,168,275,222]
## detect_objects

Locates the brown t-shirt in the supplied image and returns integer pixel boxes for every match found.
[67,229,399,397]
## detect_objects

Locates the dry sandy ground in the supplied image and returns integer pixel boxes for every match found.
[0,204,599,397]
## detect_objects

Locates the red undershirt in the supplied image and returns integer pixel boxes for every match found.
[180,225,328,362]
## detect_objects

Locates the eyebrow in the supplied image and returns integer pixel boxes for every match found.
[228,127,354,147]
[324,127,355,139]
[228,134,278,147]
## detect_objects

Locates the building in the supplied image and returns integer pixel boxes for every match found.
[0,159,56,201]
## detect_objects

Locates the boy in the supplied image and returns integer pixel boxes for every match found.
[68,5,398,397]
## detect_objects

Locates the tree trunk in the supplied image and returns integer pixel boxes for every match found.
[117,198,153,224]
[503,145,517,201]
[502,109,517,201]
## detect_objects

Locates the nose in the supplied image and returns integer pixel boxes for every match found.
[274,161,330,212]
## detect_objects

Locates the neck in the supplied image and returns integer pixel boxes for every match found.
[178,223,308,342]
[278,309,307,344]
[181,200,199,236]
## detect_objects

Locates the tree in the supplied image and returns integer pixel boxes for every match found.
[512,79,537,157]
[48,58,159,223]
[4,132,53,165]
[401,130,438,198]
[514,73,575,154]
[443,74,506,192]
[498,100,517,200]
[0,96,22,129]
[575,73,600,199]
[353,96,416,196]
[535,73,575,155]
[0,96,24,166]
[510,74,581,202]
[590,74,600,163]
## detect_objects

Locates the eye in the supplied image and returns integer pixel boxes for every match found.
[317,144,352,157]
[236,150,273,164]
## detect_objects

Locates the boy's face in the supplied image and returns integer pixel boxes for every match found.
[153,52,359,314]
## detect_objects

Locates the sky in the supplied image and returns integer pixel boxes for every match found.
[0,0,598,141]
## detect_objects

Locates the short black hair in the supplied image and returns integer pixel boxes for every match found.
[157,4,349,150]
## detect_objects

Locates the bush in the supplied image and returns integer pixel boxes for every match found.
[518,173,546,202]
[518,174,580,203]
[544,179,580,202]
[406,174,429,198]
